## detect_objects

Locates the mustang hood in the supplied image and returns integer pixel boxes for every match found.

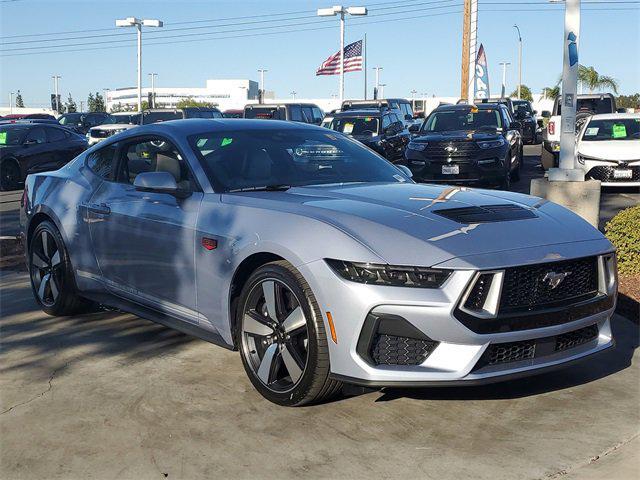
[225,183,607,267]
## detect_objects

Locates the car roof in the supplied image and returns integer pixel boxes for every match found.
[333,109,383,117]
[244,103,319,108]
[435,103,503,111]
[586,113,640,120]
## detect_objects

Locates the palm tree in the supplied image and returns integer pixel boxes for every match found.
[577,65,619,94]
[542,85,560,100]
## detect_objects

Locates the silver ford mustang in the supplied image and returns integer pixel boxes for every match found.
[21,119,617,406]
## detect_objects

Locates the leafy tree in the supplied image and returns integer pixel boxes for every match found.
[87,92,95,112]
[616,93,639,110]
[15,90,24,108]
[93,92,106,112]
[141,100,150,111]
[542,85,560,100]
[578,65,619,94]
[64,93,77,113]
[110,102,125,113]
[176,97,215,109]
[510,85,533,102]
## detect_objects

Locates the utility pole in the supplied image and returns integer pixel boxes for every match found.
[257,69,267,103]
[373,66,382,99]
[290,91,297,100]
[379,83,386,99]
[9,92,14,114]
[460,0,471,100]
[514,25,522,99]
[363,33,367,99]
[499,62,511,97]
[148,73,157,108]
[80,101,84,112]
[52,75,61,113]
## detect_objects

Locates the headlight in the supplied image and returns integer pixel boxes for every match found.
[477,138,505,149]
[325,259,451,288]
[407,142,427,151]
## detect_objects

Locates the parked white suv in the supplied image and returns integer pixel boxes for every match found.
[577,113,640,187]
[87,112,140,145]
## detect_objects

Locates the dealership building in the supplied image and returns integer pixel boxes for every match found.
[105,78,261,112]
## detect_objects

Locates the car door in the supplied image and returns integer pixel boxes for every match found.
[22,127,58,174]
[86,135,203,323]
[44,127,75,167]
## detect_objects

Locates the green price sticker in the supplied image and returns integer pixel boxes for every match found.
[612,124,627,138]
[0,132,6,145]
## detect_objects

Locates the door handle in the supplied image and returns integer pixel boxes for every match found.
[86,203,111,215]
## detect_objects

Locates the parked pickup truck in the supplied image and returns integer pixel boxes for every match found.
[541,93,617,170]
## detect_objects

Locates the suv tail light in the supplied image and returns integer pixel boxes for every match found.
[548,121,555,135]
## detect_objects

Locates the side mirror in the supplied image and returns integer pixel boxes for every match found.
[541,110,551,118]
[396,164,413,179]
[134,171,189,198]
[408,124,420,133]
[509,121,522,130]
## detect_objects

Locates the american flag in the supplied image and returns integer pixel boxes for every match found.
[316,40,363,76]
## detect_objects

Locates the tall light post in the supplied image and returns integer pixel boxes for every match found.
[103,88,110,111]
[317,5,368,103]
[372,66,383,99]
[9,92,14,114]
[290,91,297,100]
[499,62,511,97]
[513,25,522,99]
[51,75,61,113]
[148,73,158,108]
[257,69,267,103]
[378,83,386,99]
[116,17,163,113]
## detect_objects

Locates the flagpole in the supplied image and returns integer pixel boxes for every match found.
[339,10,345,103]
[364,33,367,99]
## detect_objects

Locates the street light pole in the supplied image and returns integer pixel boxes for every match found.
[317,6,367,103]
[372,66,383,99]
[513,25,522,99]
[148,73,157,108]
[116,17,163,113]
[499,62,511,97]
[290,91,297,100]
[9,92,14,114]
[51,75,61,113]
[257,69,267,103]
[379,83,386,99]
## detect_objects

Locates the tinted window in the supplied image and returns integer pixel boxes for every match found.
[302,107,315,123]
[244,107,280,119]
[25,127,47,144]
[381,115,392,130]
[0,126,30,145]
[46,127,67,142]
[118,137,193,190]
[189,128,411,192]
[87,143,118,180]
[289,105,304,122]
[312,107,324,123]
[423,109,502,132]
[582,118,640,141]
[141,111,183,124]
[58,113,83,126]
[329,116,380,135]
[557,98,615,116]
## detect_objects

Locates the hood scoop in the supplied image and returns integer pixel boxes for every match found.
[433,204,537,224]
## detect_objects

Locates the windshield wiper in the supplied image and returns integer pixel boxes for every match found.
[227,184,292,193]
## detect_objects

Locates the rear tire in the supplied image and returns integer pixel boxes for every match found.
[237,260,342,406]
[28,220,94,316]
[0,160,22,191]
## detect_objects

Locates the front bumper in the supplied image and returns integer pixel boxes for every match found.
[406,150,506,185]
[298,246,616,386]
[579,158,640,187]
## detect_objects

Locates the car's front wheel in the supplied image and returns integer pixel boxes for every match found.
[237,260,342,406]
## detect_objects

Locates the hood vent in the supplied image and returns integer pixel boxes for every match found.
[433,204,537,224]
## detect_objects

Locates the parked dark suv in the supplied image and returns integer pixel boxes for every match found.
[243,104,324,124]
[512,100,539,144]
[323,108,409,162]
[405,103,523,189]
[341,99,414,127]
[141,107,223,124]
[58,112,112,135]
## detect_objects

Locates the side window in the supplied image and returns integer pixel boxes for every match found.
[289,105,304,122]
[381,115,391,131]
[302,107,314,123]
[45,127,67,142]
[25,127,47,144]
[312,107,323,123]
[87,143,118,180]
[117,137,194,191]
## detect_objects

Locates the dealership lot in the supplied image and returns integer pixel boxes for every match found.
[0,145,638,479]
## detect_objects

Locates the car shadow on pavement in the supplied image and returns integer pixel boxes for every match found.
[375,315,639,402]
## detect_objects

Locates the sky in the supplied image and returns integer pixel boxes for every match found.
[1,0,638,109]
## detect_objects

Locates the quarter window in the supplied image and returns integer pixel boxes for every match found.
[87,143,118,180]
[289,105,304,122]
[45,127,66,142]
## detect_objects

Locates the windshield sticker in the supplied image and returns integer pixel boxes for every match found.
[294,145,341,157]
[584,127,599,136]
[612,124,627,138]
[196,138,208,148]
[0,132,6,145]
[221,137,233,147]
[343,122,354,134]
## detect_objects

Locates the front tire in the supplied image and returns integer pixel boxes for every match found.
[29,220,93,316]
[237,261,341,406]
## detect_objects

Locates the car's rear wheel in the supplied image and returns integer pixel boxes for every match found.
[29,220,93,316]
[0,160,21,191]
[237,260,341,406]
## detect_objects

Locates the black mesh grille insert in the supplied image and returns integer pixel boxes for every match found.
[423,141,479,158]
[371,334,438,366]
[433,204,537,224]
[486,340,536,365]
[587,165,640,182]
[500,257,598,312]
[555,324,598,351]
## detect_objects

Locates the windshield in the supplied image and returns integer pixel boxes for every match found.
[513,101,533,117]
[582,118,640,141]
[244,107,283,119]
[104,114,139,125]
[422,109,502,132]
[329,116,380,136]
[557,98,614,116]
[0,126,30,145]
[58,113,83,125]
[142,111,182,124]
[189,128,410,192]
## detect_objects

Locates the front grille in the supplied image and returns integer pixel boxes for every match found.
[371,334,438,366]
[477,324,599,368]
[500,257,598,312]
[486,340,536,365]
[555,324,598,351]
[91,130,111,138]
[587,165,640,182]
[434,204,537,224]
[423,141,479,158]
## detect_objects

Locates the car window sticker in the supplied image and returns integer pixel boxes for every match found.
[0,132,6,144]
[612,124,627,139]
[343,122,354,134]
[585,127,599,136]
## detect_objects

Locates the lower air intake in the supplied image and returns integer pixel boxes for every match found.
[371,334,438,366]
[486,340,536,365]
